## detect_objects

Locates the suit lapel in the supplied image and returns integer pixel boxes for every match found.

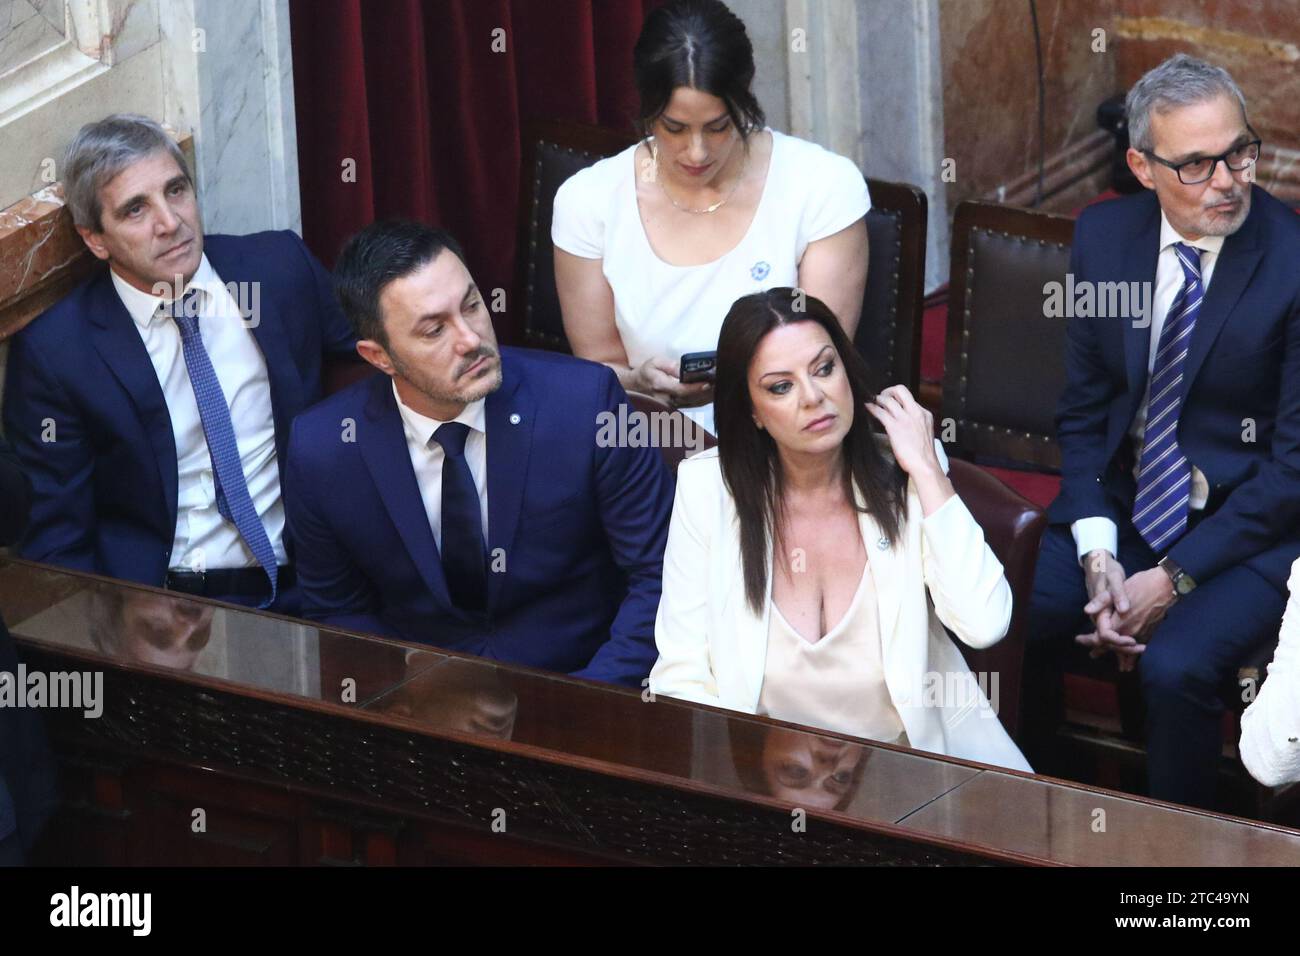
[357,375,461,619]
[484,352,533,610]
[1123,198,1163,410]
[857,489,902,652]
[1180,188,1264,399]
[704,479,770,703]
[205,238,305,466]
[87,271,179,529]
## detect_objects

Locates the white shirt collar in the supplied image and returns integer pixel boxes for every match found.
[110,254,221,330]
[391,378,487,448]
[1158,210,1225,260]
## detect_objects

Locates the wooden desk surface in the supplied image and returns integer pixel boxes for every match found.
[3,556,1298,866]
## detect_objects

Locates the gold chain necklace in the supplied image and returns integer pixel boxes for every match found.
[651,137,750,215]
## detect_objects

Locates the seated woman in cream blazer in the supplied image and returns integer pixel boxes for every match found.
[1239,557,1300,787]
[649,288,1031,772]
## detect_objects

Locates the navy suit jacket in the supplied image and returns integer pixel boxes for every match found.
[284,349,674,687]
[0,437,58,865]
[1048,185,1300,591]
[1,231,357,586]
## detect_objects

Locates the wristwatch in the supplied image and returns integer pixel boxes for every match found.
[1158,556,1197,597]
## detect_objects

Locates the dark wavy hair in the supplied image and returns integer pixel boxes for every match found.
[715,289,907,614]
[334,219,466,347]
[632,0,766,141]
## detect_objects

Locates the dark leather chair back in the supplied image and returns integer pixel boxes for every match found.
[941,201,1075,470]
[627,392,717,476]
[857,179,927,394]
[516,121,636,353]
[946,457,1047,740]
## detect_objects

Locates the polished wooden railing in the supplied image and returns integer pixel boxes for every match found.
[1,556,1298,866]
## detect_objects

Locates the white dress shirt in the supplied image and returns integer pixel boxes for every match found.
[391,380,489,552]
[111,257,288,571]
[1071,211,1224,562]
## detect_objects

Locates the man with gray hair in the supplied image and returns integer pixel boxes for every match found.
[2,114,357,613]
[1026,54,1300,809]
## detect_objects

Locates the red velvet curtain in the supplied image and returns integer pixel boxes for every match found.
[289,0,664,344]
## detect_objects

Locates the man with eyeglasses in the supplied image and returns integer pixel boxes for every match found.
[1025,53,1300,810]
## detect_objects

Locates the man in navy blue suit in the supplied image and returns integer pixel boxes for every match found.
[1026,55,1300,809]
[284,220,674,687]
[0,436,58,866]
[2,114,356,613]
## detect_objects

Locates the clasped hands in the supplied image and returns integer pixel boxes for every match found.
[1077,550,1178,672]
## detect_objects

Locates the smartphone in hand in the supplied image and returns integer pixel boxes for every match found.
[679,351,717,384]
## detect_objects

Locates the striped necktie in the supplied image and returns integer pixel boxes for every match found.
[168,290,279,607]
[1131,241,1203,553]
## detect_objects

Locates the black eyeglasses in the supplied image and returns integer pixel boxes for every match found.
[1143,134,1263,185]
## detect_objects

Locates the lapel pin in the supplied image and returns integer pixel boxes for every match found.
[509,413,521,425]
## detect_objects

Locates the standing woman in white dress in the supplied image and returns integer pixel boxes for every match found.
[552,0,871,436]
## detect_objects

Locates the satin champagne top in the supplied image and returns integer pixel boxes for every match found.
[757,560,908,745]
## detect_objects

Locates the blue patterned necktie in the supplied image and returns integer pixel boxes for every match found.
[1132,241,1204,553]
[431,422,487,612]
[168,290,279,607]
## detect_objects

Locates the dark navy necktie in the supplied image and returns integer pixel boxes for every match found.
[1132,242,1204,553]
[431,421,487,612]
[168,290,279,607]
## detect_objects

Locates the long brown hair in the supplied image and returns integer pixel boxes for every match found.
[714,288,906,614]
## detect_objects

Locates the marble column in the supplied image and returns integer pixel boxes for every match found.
[858,0,949,292]
[175,0,301,234]
[734,0,950,291]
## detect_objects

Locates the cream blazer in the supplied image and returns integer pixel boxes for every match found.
[1239,557,1300,787]
[649,442,1032,773]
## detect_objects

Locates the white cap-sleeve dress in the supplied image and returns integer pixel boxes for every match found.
[552,128,872,436]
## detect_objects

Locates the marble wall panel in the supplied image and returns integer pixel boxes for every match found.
[940,0,1120,211]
